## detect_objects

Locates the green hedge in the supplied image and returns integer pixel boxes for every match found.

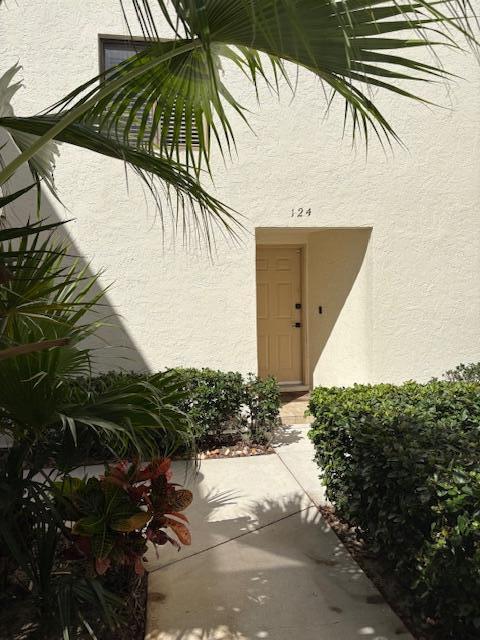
[173,368,280,447]
[69,368,280,455]
[443,361,480,383]
[308,381,480,639]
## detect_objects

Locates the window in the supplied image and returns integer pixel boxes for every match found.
[99,36,199,147]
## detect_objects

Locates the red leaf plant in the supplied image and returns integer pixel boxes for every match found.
[56,458,193,576]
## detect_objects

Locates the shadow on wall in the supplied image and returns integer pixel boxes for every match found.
[1,133,149,373]
[308,228,372,386]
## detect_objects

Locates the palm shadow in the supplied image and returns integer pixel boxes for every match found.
[146,470,409,640]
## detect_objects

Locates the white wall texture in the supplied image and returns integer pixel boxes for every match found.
[1,0,479,386]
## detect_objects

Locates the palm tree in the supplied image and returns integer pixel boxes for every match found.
[0,0,477,238]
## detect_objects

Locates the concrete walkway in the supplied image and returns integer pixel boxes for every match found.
[145,425,412,640]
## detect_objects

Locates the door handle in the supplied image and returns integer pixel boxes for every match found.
[292,322,302,328]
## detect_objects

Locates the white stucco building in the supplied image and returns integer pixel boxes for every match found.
[1,1,479,389]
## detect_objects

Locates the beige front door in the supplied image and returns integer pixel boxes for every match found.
[256,246,303,384]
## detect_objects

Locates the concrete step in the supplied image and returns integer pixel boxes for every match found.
[279,392,312,425]
[280,414,314,425]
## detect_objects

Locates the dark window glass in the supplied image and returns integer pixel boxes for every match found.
[100,37,199,147]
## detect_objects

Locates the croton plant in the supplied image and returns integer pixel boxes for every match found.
[55,458,193,576]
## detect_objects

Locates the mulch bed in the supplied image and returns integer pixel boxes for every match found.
[103,572,148,640]
[319,504,444,640]
[186,442,275,459]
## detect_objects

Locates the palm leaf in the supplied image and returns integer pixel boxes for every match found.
[62,371,193,459]
[0,64,60,195]
[50,0,479,165]
[0,218,66,286]
[0,232,105,436]
[0,219,66,243]
[0,183,36,209]
[0,0,476,234]
[0,230,193,459]
[0,115,241,244]
[0,231,105,340]
[0,220,71,360]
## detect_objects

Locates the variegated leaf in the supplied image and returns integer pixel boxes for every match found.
[165,516,192,546]
[168,488,193,512]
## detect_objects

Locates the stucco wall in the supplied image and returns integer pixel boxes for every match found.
[1,0,479,384]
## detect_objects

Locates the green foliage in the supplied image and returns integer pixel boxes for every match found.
[173,368,280,446]
[89,368,281,450]
[444,361,480,383]
[0,449,124,638]
[49,368,280,460]
[0,232,193,461]
[417,468,480,632]
[73,368,281,454]
[244,374,281,445]
[0,217,69,363]
[0,457,193,638]
[308,381,480,638]
[0,230,194,638]
[174,368,246,444]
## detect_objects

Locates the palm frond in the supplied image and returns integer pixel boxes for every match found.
[60,370,193,459]
[0,219,65,241]
[48,0,478,167]
[0,232,105,436]
[0,219,67,287]
[75,39,262,173]
[0,231,105,341]
[0,0,476,236]
[0,64,60,196]
[0,183,36,209]
[0,115,242,244]
[56,574,123,639]
[0,219,69,351]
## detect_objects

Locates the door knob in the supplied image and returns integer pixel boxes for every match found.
[292,322,302,328]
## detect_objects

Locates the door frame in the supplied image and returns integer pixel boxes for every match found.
[255,243,310,390]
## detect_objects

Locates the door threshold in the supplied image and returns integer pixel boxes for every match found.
[279,384,310,393]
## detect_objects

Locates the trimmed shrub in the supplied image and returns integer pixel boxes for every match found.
[165,368,280,447]
[443,361,480,382]
[308,381,480,638]
[244,374,281,444]
[173,368,245,445]
[173,368,281,446]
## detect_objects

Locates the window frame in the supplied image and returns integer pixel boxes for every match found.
[98,34,151,77]
[98,34,201,149]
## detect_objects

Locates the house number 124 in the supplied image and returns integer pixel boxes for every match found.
[291,207,311,217]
